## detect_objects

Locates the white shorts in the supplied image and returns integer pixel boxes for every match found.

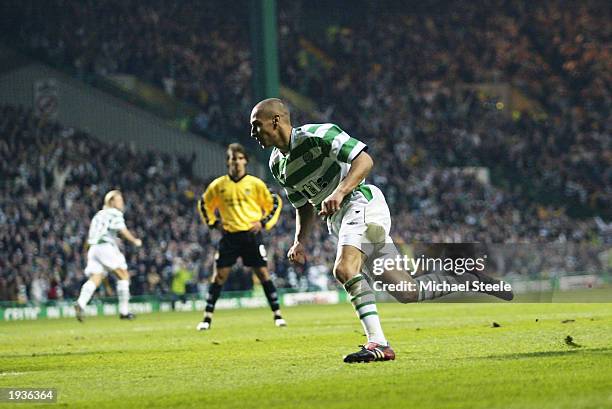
[326,184,393,259]
[84,243,127,276]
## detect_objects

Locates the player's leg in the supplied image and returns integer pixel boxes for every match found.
[75,245,107,322]
[197,233,239,331]
[370,240,513,302]
[325,189,394,362]
[243,232,286,327]
[112,267,134,320]
[412,243,513,301]
[352,185,419,303]
[334,245,395,363]
[363,223,419,303]
[361,229,459,303]
[75,273,103,322]
[252,266,286,327]
[360,185,513,302]
[197,265,231,331]
[97,244,135,320]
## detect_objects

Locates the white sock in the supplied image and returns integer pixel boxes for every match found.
[344,274,387,345]
[116,280,130,315]
[77,280,97,308]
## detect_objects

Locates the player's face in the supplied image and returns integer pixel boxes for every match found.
[112,195,125,211]
[227,151,247,176]
[250,110,274,148]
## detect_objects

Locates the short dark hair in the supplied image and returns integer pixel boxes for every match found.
[227,143,248,162]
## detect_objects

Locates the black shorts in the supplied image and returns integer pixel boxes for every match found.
[215,231,268,268]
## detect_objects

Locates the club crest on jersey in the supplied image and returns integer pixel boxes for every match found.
[303,151,314,163]
[245,189,251,195]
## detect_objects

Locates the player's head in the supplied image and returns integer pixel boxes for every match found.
[173,257,185,269]
[250,98,292,149]
[226,143,248,177]
[103,190,124,211]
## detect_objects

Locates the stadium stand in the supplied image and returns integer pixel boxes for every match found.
[278,0,609,218]
[0,0,609,301]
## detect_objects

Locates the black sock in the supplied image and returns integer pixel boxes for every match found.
[205,282,223,315]
[262,279,280,313]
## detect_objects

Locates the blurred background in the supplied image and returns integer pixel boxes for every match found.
[0,0,609,307]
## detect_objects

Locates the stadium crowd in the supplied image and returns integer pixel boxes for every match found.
[3,0,607,214]
[1,0,253,142]
[0,105,210,302]
[279,0,610,218]
[1,0,609,302]
[0,104,606,303]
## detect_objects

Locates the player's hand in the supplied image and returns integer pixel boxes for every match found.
[318,190,345,216]
[133,239,142,247]
[249,221,263,233]
[288,242,307,265]
[209,221,224,232]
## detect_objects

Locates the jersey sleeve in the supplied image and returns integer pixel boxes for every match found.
[109,212,127,230]
[198,181,219,227]
[320,124,367,163]
[257,180,283,230]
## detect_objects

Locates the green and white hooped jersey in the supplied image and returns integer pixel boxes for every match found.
[269,123,371,209]
[87,208,126,246]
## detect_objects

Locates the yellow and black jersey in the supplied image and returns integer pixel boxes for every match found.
[197,174,282,233]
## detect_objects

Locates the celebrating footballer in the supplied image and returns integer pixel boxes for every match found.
[250,98,513,363]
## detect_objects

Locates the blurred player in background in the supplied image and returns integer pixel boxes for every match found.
[74,190,142,321]
[250,98,512,363]
[196,143,284,330]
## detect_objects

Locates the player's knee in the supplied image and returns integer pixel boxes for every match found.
[333,261,359,284]
[212,269,229,284]
[212,274,227,285]
[254,268,270,282]
[115,269,129,281]
[89,274,103,287]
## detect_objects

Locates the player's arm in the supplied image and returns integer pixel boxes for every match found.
[274,183,311,264]
[295,202,316,243]
[198,183,221,230]
[319,151,373,216]
[253,181,282,232]
[288,203,315,265]
[119,228,142,247]
[111,211,142,247]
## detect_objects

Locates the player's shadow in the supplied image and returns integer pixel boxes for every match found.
[480,347,612,361]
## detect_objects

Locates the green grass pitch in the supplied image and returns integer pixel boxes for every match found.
[1,302,612,409]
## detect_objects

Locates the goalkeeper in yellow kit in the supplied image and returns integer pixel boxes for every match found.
[196,143,284,330]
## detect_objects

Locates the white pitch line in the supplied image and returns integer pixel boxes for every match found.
[0,372,26,377]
